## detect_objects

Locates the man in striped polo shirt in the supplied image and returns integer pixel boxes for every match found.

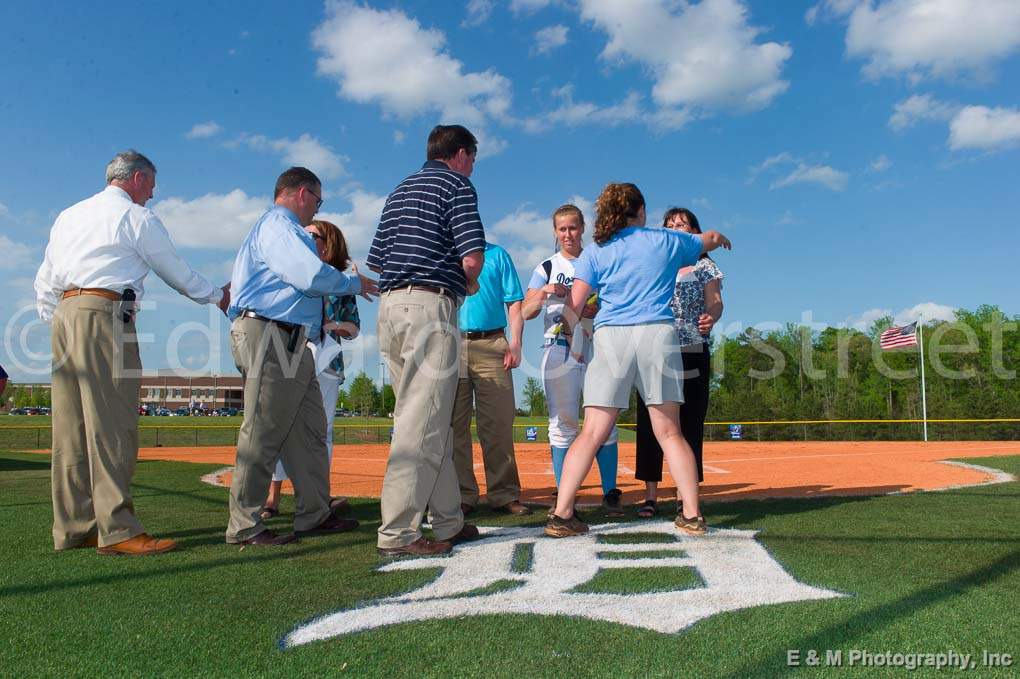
[368,124,486,558]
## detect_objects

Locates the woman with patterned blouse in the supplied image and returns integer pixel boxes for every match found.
[635,208,724,518]
[261,220,360,520]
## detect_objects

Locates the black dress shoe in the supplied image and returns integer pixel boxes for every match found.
[295,514,360,537]
[237,529,298,546]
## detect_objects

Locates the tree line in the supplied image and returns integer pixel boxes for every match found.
[521,305,1019,441]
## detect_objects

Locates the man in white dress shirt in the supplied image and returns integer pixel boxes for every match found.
[35,150,229,555]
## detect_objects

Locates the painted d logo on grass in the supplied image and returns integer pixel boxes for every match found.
[284,524,843,647]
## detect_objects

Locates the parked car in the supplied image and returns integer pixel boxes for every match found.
[174,407,190,417]
[218,407,239,417]
[8,408,26,415]
[154,407,171,416]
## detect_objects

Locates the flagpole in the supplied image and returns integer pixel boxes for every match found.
[918,321,928,442]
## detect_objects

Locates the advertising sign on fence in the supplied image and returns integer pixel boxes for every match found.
[525,426,538,442]
[729,424,743,440]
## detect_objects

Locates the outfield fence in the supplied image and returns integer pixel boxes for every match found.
[1,418,1018,450]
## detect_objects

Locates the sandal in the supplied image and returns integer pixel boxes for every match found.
[637,500,658,518]
[259,506,279,521]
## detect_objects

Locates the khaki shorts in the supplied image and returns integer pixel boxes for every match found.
[582,323,685,409]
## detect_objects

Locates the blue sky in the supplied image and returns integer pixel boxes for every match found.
[2,0,1019,399]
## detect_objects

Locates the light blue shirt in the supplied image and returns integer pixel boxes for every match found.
[228,206,361,338]
[571,227,703,329]
[458,242,523,331]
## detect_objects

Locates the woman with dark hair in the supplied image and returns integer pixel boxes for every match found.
[635,208,724,518]
[545,184,731,539]
[261,219,360,519]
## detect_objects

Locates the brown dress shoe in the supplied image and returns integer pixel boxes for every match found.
[98,533,178,556]
[377,536,452,558]
[495,500,532,516]
[295,514,359,537]
[237,529,298,546]
[445,523,481,546]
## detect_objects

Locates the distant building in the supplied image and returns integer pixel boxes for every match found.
[139,370,244,410]
[5,372,244,411]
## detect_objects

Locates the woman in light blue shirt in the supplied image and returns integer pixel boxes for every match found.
[545,183,731,539]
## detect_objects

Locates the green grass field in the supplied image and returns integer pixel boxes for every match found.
[1,450,1017,678]
[0,415,640,448]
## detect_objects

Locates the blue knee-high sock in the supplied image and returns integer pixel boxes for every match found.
[551,446,569,487]
[595,442,619,496]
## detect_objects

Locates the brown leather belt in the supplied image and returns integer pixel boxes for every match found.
[392,284,456,300]
[62,288,122,301]
[461,328,504,340]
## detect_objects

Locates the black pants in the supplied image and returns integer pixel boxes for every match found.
[635,342,710,483]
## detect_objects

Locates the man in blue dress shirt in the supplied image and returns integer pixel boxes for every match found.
[225,167,378,546]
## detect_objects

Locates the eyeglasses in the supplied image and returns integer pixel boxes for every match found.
[305,186,324,210]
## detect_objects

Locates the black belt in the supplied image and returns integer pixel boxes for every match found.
[239,310,300,332]
[461,328,504,339]
[239,310,305,352]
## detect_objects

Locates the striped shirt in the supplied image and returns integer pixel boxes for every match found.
[367,160,486,297]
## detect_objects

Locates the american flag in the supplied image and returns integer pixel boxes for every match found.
[879,322,918,350]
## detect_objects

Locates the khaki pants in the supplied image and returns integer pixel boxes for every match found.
[377,289,463,549]
[452,335,521,508]
[50,294,144,549]
[226,317,331,543]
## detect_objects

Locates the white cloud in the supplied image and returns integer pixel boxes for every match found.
[895,302,956,325]
[511,0,554,14]
[524,86,643,132]
[0,235,34,269]
[751,153,847,191]
[152,189,268,250]
[869,154,892,172]
[888,93,958,130]
[524,85,691,133]
[844,302,956,330]
[749,153,849,191]
[0,201,10,219]
[844,307,892,331]
[579,0,792,112]
[809,0,1020,82]
[237,133,346,179]
[777,210,796,225]
[487,206,552,271]
[462,0,495,27]
[185,121,222,139]
[948,105,1020,152]
[393,130,406,144]
[533,25,569,55]
[692,197,712,210]
[312,1,511,153]
[772,164,848,191]
[318,190,388,262]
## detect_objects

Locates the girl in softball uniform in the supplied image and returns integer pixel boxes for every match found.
[522,205,622,515]
[544,184,731,538]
